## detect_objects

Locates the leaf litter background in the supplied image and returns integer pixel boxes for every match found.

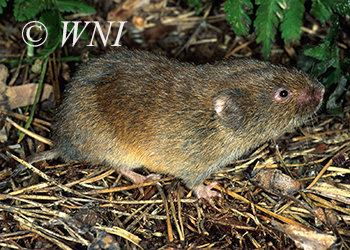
[0,0,350,249]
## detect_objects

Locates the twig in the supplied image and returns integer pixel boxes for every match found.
[157,185,173,242]
[5,117,53,146]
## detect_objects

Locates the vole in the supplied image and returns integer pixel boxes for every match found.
[20,48,325,201]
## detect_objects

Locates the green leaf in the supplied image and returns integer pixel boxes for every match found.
[0,0,8,14]
[325,15,340,43]
[14,0,52,21]
[37,39,60,58]
[254,0,283,59]
[56,0,95,14]
[340,58,350,72]
[303,14,343,85]
[333,0,350,16]
[38,10,61,58]
[323,67,342,87]
[188,0,203,14]
[304,15,339,62]
[310,0,332,24]
[304,41,334,61]
[327,107,344,117]
[280,0,305,44]
[308,57,337,76]
[224,0,253,36]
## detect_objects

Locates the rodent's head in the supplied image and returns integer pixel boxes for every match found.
[213,59,324,140]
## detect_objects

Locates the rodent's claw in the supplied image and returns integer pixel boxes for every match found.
[143,173,162,182]
[193,182,221,202]
[139,174,162,194]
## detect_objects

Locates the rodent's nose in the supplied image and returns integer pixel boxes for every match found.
[314,85,325,103]
[296,84,324,109]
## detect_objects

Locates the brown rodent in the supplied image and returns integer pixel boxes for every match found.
[31,48,325,200]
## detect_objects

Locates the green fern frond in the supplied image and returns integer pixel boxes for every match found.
[254,0,283,59]
[304,41,338,61]
[38,10,61,58]
[310,0,332,24]
[0,0,8,14]
[14,0,52,21]
[224,0,253,36]
[304,14,339,62]
[304,15,342,87]
[56,0,95,14]
[333,0,350,16]
[280,0,305,44]
[323,67,342,87]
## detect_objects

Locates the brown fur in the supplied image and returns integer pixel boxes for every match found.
[51,48,324,197]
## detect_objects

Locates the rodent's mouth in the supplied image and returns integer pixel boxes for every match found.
[280,111,318,137]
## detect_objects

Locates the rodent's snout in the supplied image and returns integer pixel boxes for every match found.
[296,83,324,114]
[314,84,325,103]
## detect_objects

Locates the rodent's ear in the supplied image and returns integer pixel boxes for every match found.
[213,94,244,128]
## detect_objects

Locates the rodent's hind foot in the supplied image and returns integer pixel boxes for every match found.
[193,182,221,202]
[118,167,161,184]
[118,167,162,194]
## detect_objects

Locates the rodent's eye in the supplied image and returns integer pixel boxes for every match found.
[274,88,292,102]
[279,90,289,98]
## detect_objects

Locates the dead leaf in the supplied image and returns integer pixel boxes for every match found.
[0,65,9,91]
[0,64,53,110]
[61,62,71,81]
[88,230,120,250]
[272,220,337,250]
[250,168,301,194]
[107,0,150,25]
[31,59,43,74]
[6,83,53,110]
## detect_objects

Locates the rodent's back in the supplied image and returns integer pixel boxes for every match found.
[52,48,324,189]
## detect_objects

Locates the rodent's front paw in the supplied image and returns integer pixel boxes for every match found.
[193,182,221,201]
